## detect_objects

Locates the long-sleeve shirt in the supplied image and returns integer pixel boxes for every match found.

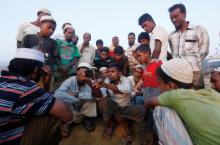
[169,22,209,71]
[54,76,92,106]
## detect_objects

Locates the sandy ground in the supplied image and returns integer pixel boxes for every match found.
[59,118,155,145]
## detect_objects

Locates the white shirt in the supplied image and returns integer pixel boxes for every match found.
[16,22,40,41]
[126,43,140,67]
[169,23,209,71]
[150,26,168,62]
[78,44,96,65]
[101,76,132,107]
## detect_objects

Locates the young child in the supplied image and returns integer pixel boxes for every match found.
[135,44,162,99]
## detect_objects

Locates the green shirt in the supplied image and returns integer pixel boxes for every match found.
[55,40,80,75]
[56,39,80,66]
[158,89,220,145]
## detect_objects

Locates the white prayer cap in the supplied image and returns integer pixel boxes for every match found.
[99,67,107,72]
[161,58,193,84]
[77,62,91,69]
[213,67,220,72]
[14,48,44,63]
[135,64,144,70]
[40,15,56,24]
[63,25,74,32]
[37,8,51,15]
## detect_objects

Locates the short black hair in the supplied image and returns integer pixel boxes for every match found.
[107,63,122,72]
[135,44,151,55]
[62,23,72,29]
[156,66,192,89]
[138,32,150,43]
[168,3,186,14]
[128,32,135,37]
[100,47,109,53]
[114,46,124,54]
[138,13,155,26]
[96,39,103,45]
[8,58,43,77]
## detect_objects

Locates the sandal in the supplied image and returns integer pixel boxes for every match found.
[83,119,95,132]
[103,125,114,140]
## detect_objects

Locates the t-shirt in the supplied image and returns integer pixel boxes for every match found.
[111,56,129,76]
[150,26,168,62]
[16,22,40,42]
[0,71,55,145]
[158,89,220,145]
[21,34,57,67]
[94,56,112,70]
[142,59,162,88]
[55,40,80,74]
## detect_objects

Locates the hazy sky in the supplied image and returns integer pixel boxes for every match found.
[0,0,219,62]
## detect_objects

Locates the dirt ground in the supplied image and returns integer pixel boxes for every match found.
[59,118,155,145]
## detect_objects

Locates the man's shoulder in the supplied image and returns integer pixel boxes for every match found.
[154,26,168,34]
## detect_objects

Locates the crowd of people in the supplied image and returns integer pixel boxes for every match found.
[1,3,220,145]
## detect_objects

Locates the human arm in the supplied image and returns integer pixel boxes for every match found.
[49,99,73,123]
[152,40,162,59]
[54,77,80,105]
[197,25,209,60]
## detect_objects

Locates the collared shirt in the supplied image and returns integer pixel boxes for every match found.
[168,22,209,71]
[126,43,140,67]
[150,26,168,62]
[78,44,96,65]
[0,71,55,145]
[54,76,93,106]
[142,59,162,88]
[101,76,132,107]
[16,22,40,42]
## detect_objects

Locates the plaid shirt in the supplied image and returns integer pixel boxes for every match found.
[169,22,209,71]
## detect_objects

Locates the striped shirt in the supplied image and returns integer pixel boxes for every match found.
[0,71,55,145]
[169,22,209,71]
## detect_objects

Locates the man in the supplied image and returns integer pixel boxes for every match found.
[109,36,120,57]
[126,32,140,75]
[138,13,168,62]
[138,32,150,45]
[78,32,96,65]
[72,35,79,45]
[94,47,112,70]
[53,22,73,40]
[16,8,51,48]
[20,15,57,91]
[128,65,144,105]
[54,25,81,90]
[210,67,220,92]
[111,46,129,76]
[144,58,220,145]
[96,63,145,143]
[20,15,57,67]
[54,62,97,134]
[0,48,73,145]
[168,3,209,89]
[95,39,104,59]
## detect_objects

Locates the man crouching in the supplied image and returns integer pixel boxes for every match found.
[96,63,145,144]
[54,62,97,136]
